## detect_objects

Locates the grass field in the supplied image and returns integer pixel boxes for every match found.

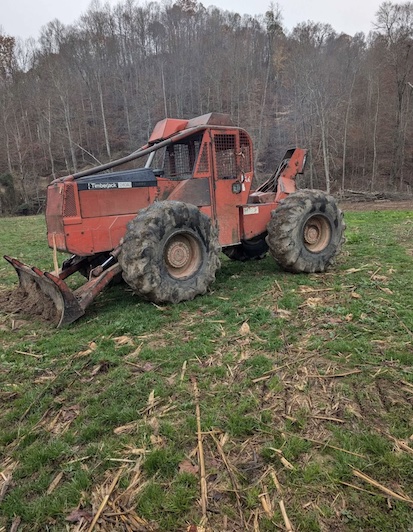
[0,208,413,531]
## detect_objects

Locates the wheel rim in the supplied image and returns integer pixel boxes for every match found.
[303,215,331,253]
[164,233,202,279]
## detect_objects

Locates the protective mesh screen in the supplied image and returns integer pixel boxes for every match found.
[196,143,210,174]
[240,131,252,173]
[214,134,236,179]
[63,183,78,217]
[164,139,201,180]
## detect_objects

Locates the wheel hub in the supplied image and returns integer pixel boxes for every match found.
[165,240,191,269]
[164,233,202,279]
[303,215,331,253]
[304,224,321,245]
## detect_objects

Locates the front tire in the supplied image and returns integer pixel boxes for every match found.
[266,190,345,273]
[119,201,221,303]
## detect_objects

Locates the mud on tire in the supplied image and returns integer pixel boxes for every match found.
[266,189,345,273]
[119,201,221,303]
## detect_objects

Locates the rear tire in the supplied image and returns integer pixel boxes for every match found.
[266,190,345,273]
[119,201,221,303]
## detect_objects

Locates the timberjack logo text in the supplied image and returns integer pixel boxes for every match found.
[87,183,118,189]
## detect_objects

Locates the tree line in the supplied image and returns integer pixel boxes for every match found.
[1,0,413,214]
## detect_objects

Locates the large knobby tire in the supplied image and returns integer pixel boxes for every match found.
[266,190,345,273]
[119,201,221,303]
[223,234,268,261]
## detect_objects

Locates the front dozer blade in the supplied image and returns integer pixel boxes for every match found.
[4,256,85,327]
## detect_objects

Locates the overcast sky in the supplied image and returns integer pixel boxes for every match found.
[2,0,384,41]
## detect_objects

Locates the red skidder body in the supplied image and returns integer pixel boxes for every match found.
[5,113,345,326]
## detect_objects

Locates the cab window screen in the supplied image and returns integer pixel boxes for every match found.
[214,134,237,179]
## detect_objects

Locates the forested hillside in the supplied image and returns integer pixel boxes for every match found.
[0,0,413,214]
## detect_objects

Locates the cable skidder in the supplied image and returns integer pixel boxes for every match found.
[4,113,345,326]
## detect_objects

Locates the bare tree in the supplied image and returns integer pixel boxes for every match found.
[374,1,413,188]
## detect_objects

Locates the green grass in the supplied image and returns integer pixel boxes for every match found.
[1,208,413,531]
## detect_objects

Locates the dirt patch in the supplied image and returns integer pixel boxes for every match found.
[0,286,58,325]
[339,199,413,212]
